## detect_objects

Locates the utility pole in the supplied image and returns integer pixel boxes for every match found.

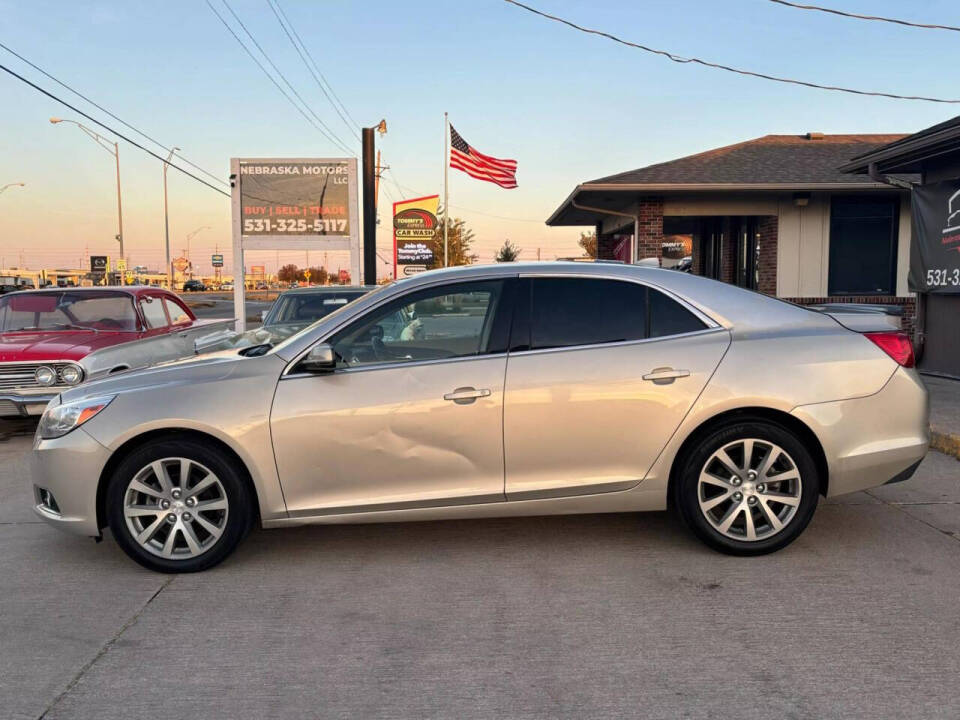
[162,147,180,288]
[362,120,387,285]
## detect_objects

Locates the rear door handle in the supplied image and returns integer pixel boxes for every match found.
[443,387,491,404]
[642,367,690,384]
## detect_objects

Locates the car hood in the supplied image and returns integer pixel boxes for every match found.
[58,347,283,405]
[0,330,132,362]
[194,322,308,354]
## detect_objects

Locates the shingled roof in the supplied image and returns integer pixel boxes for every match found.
[590,133,908,186]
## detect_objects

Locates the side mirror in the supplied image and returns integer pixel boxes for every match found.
[301,343,336,373]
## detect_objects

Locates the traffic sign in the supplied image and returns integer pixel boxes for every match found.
[115,259,126,273]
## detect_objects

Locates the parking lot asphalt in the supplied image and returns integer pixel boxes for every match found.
[2,431,959,720]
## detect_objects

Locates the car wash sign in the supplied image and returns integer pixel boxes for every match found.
[393,194,438,278]
[911,179,960,293]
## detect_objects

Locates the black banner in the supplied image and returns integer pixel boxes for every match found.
[239,161,352,236]
[910,179,960,293]
[90,256,108,273]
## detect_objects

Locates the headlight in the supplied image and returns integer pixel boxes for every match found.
[35,366,57,387]
[38,395,115,440]
[59,364,83,385]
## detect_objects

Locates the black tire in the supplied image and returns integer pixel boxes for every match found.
[674,420,820,556]
[106,438,253,573]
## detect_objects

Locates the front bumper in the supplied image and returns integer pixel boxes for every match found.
[0,392,58,417]
[31,427,111,537]
[792,366,929,497]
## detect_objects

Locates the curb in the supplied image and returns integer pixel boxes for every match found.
[930,429,960,461]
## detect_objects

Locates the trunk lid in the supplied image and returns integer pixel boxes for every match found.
[806,303,902,333]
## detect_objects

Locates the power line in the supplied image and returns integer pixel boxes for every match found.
[768,0,960,33]
[267,0,362,141]
[503,0,960,104]
[217,0,355,155]
[0,41,228,187]
[0,61,231,197]
[206,0,355,155]
[220,0,355,154]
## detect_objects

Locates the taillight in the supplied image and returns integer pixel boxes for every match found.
[864,331,915,368]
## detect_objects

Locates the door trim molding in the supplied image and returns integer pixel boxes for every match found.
[286,491,506,519]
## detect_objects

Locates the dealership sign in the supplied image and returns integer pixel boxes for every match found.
[211,254,224,268]
[393,194,438,278]
[910,179,960,293]
[90,256,108,273]
[231,157,360,331]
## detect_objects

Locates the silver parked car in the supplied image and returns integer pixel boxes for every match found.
[31,263,928,572]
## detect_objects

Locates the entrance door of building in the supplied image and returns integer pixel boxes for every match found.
[921,294,960,378]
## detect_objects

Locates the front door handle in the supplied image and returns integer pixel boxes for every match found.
[443,387,491,404]
[642,367,690,384]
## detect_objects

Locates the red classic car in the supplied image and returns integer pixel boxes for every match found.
[0,287,231,417]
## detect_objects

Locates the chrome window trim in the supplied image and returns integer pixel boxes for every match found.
[281,275,515,378]
[281,269,722,377]
[518,270,721,330]
[507,326,727,359]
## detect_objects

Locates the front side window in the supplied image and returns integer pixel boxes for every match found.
[526,277,706,350]
[329,281,504,368]
[140,297,169,329]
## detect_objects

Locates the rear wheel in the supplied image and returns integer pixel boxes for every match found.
[106,439,253,572]
[675,421,820,555]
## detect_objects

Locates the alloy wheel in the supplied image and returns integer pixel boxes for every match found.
[697,438,802,542]
[123,457,229,559]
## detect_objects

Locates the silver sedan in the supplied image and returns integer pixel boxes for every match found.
[31,263,928,572]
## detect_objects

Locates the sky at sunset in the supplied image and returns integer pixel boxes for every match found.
[1,0,958,278]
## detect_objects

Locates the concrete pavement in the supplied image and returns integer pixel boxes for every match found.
[2,430,960,719]
[925,375,960,459]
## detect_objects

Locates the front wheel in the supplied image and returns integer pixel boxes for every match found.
[674,421,820,556]
[106,439,253,572]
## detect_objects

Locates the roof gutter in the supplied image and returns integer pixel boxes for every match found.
[571,199,638,264]
[867,162,914,191]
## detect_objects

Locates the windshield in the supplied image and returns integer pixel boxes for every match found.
[265,290,370,327]
[270,283,395,354]
[0,291,139,332]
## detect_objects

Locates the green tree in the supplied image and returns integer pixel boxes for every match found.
[495,239,522,262]
[305,266,329,285]
[579,231,597,259]
[425,209,478,269]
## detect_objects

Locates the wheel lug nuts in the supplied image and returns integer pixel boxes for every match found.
[182,512,193,522]
[165,513,176,524]
[185,497,196,508]
[160,500,170,510]
[733,492,743,502]
[732,477,742,486]
[757,483,766,493]
[171,488,182,499]
[747,496,758,506]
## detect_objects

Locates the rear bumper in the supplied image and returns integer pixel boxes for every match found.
[30,427,110,537]
[792,366,929,497]
[0,392,58,417]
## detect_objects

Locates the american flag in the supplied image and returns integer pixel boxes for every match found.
[449,125,518,189]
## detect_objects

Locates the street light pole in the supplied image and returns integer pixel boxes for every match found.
[163,147,180,289]
[0,182,25,196]
[50,118,124,264]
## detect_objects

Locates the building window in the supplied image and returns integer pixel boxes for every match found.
[828,196,898,296]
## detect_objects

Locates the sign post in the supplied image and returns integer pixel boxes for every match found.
[231,157,359,331]
[393,195,439,279]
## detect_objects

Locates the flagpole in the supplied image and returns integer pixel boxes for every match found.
[443,111,449,267]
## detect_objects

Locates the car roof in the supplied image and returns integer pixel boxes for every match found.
[281,285,377,295]
[2,286,148,297]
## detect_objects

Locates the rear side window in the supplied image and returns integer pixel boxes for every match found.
[530,277,647,350]
[164,298,191,324]
[526,277,707,351]
[649,288,706,338]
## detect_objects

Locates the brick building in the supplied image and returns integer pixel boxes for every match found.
[546,132,917,334]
